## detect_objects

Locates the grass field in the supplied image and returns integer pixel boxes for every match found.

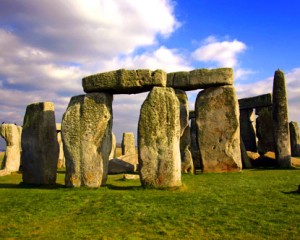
[0,168,300,239]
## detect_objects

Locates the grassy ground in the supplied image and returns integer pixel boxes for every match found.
[0,169,300,239]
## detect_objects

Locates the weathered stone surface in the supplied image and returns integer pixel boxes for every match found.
[240,139,252,169]
[256,107,274,155]
[22,102,59,184]
[195,86,242,172]
[108,154,138,174]
[175,89,194,173]
[83,69,166,94]
[289,121,300,157]
[190,118,201,169]
[122,132,135,155]
[167,68,233,91]
[272,70,291,167]
[240,109,257,152]
[109,132,116,160]
[138,87,181,188]
[189,110,195,119]
[238,93,272,110]
[0,124,21,175]
[62,93,113,187]
[57,131,65,169]
[123,174,140,180]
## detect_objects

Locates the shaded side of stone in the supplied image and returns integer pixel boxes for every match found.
[62,93,113,187]
[167,68,233,91]
[138,87,181,188]
[0,124,21,172]
[122,132,135,155]
[190,118,202,169]
[22,102,59,184]
[240,139,252,169]
[272,70,291,167]
[195,86,242,172]
[238,93,272,110]
[83,69,166,94]
[289,121,300,157]
[239,109,257,152]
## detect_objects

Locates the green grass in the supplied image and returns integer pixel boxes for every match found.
[0,170,300,239]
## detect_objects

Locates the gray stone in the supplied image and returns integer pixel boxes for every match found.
[109,132,116,160]
[175,89,194,173]
[238,93,272,110]
[256,107,274,155]
[167,68,233,91]
[190,118,201,169]
[239,109,257,152]
[122,132,136,155]
[0,124,21,175]
[289,121,300,157]
[195,86,242,172]
[62,93,113,187]
[272,70,291,167]
[22,102,59,184]
[108,154,138,174]
[138,87,181,188]
[240,139,252,169]
[83,69,166,94]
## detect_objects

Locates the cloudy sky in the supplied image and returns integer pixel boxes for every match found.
[0,0,300,148]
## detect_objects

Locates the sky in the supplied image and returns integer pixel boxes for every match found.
[0,0,300,149]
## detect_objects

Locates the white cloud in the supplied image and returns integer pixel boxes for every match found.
[192,36,247,68]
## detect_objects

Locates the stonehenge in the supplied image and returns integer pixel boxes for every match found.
[21,102,59,184]
[2,67,296,188]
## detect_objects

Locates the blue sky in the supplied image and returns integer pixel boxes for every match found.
[0,0,300,149]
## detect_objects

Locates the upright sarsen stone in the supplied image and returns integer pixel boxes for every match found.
[0,124,21,175]
[138,87,181,188]
[289,121,300,157]
[62,93,112,187]
[122,132,135,155]
[272,70,291,167]
[195,86,242,172]
[22,102,59,184]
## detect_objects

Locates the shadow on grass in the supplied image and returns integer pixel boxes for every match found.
[105,184,141,191]
[281,190,300,195]
[0,182,65,189]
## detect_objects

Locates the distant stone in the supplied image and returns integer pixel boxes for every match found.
[109,132,117,160]
[189,110,195,119]
[195,86,242,172]
[0,124,21,175]
[122,132,135,155]
[57,131,65,169]
[83,69,166,94]
[138,87,181,188]
[190,118,201,169]
[62,93,113,187]
[123,174,140,180]
[289,121,300,157]
[272,70,291,167]
[240,109,257,152]
[240,139,252,169]
[108,154,138,174]
[167,68,233,91]
[238,93,272,110]
[22,102,59,184]
[175,89,194,173]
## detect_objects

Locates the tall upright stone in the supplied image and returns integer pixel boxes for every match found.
[272,70,291,167]
[122,132,135,155]
[62,93,112,187]
[289,121,300,157]
[256,107,274,155]
[22,102,59,184]
[195,86,242,172]
[109,132,117,160]
[56,124,65,169]
[0,124,21,175]
[239,109,257,152]
[138,87,181,188]
[175,89,194,173]
[190,118,201,169]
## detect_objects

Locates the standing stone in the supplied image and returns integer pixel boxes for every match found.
[175,89,194,173]
[289,121,300,157]
[0,124,21,175]
[22,102,59,184]
[56,124,65,169]
[256,107,274,155]
[122,132,135,155]
[190,118,202,169]
[62,93,112,187]
[138,87,181,188]
[109,132,117,160]
[272,70,291,167]
[195,86,242,172]
[239,109,257,152]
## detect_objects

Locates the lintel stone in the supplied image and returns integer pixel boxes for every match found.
[83,69,166,94]
[167,68,233,91]
[238,93,272,110]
